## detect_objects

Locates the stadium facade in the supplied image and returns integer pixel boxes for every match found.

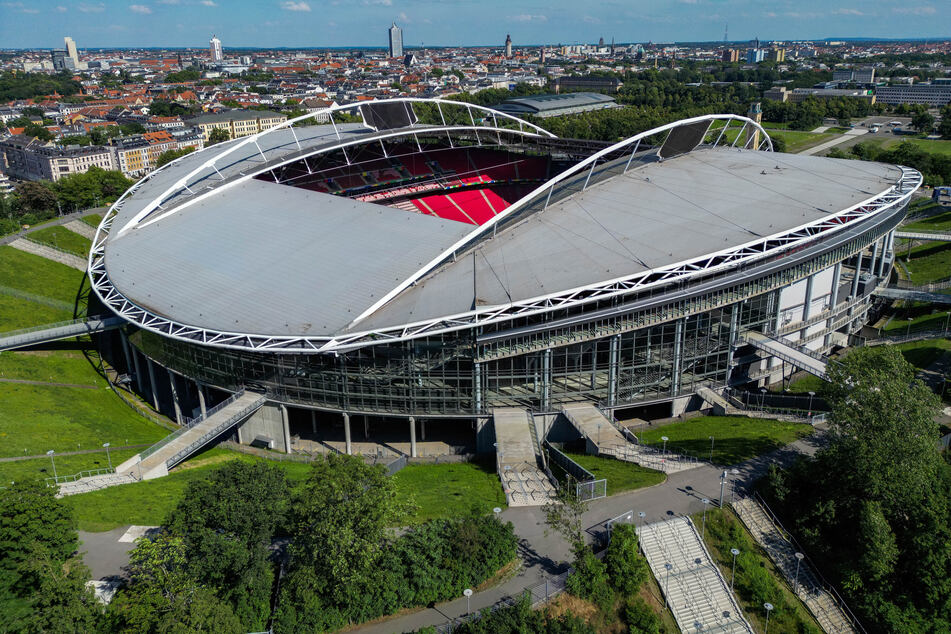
[90,99,921,452]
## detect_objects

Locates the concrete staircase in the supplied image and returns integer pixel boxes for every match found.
[8,237,87,270]
[561,403,629,452]
[492,408,556,507]
[697,387,745,416]
[63,219,97,239]
[733,496,858,633]
[117,390,266,480]
[637,517,753,634]
[57,472,138,497]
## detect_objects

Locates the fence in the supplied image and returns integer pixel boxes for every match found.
[544,441,607,501]
[45,466,114,485]
[137,389,246,462]
[384,454,408,476]
[433,568,571,633]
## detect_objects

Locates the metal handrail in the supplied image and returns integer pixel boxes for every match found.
[0,317,91,339]
[164,393,266,468]
[137,388,246,462]
[45,466,115,485]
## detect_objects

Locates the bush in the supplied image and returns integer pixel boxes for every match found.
[566,549,614,611]
[624,596,660,634]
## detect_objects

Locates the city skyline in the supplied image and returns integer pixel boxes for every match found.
[0,0,946,49]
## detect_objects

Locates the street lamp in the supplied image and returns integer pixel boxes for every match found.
[493,507,502,520]
[793,552,805,596]
[709,435,715,462]
[597,423,602,447]
[463,588,473,615]
[664,563,673,611]
[103,442,112,470]
[764,603,774,633]
[638,511,646,526]
[759,387,767,410]
[701,498,710,539]
[719,470,728,506]
[661,436,669,457]
[807,391,815,416]
[46,450,57,479]
[730,548,740,593]
[730,468,740,504]
[907,316,914,337]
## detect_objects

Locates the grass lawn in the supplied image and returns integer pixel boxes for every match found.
[780,374,826,395]
[392,460,506,523]
[697,508,822,634]
[0,245,85,305]
[0,448,140,484]
[881,304,951,335]
[769,129,837,153]
[636,416,813,466]
[890,338,951,370]
[0,350,168,458]
[562,451,665,496]
[854,136,951,156]
[898,241,951,286]
[26,226,92,258]
[80,213,103,228]
[905,209,951,233]
[0,294,73,332]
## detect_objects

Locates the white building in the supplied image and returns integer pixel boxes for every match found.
[210,35,223,63]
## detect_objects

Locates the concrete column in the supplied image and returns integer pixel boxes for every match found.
[725,305,739,382]
[802,274,815,322]
[541,348,552,412]
[850,251,863,299]
[119,331,134,377]
[147,359,159,410]
[409,416,417,458]
[364,416,369,439]
[342,412,351,455]
[281,405,291,454]
[876,237,888,277]
[871,239,880,278]
[311,410,317,434]
[167,370,183,425]
[774,289,783,332]
[197,382,207,418]
[831,262,843,304]
[130,345,145,394]
[607,334,619,407]
[473,361,482,415]
[421,419,426,441]
[671,319,684,395]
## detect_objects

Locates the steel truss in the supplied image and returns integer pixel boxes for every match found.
[87,106,920,355]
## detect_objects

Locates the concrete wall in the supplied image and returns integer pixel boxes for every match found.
[236,402,290,453]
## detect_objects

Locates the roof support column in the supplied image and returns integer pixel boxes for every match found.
[671,318,684,396]
[473,361,482,415]
[311,410,317,434]
[197,382,207,418]
[607,334,619,408]
[342,412,352,455]
[118,330,133,379]
[876,236,888,278]
[541,348,551,413]
[130,339,145,395]
[147,358,159,411]
[851,251,863,300]
[871,239,881,280]
[281,405,291,454]
[725,304,740,383]
[409,416,417,458]
[167,369,182,425]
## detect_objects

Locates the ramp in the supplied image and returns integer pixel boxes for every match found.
[895,230,951,242]
[118,389,266,480]
[561,403,628,452]
[696,387,743,415]
[874,287,951,305]
[492,408,556,507]
[9,237,86,270]
[0,315,124,351]
[638,517,753,634]
[742,332,831,380]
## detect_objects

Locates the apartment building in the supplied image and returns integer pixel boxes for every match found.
[185,110,287,142]
[0,135,116,182]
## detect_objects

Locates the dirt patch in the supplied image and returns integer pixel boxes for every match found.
[545,593,600,622]
[475,558,520,592]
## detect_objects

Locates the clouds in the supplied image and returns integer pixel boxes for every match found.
[130,4,152,13]
[77,2,105,11]
[509,14,547,22]
[2,1,39,13]
[893,6,936,15]
[280,1,311,10]
[831,8,864,16]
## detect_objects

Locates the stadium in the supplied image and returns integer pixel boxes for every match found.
[88,98,921,458]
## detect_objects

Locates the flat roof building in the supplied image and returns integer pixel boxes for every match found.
[0,135,115,182]
[493,92,619,118]
[876,84,951,107]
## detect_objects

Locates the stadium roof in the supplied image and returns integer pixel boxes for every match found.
[101,141,900,340]
[493,92,617,118]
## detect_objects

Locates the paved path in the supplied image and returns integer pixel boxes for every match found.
[0,443,151,463]
[8,237,86,270]
[797,128,869,156]
[0,377,98,389]
[63,219,97,240]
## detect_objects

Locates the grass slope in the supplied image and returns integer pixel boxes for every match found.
[392,460,507,523]
[0,294,73,332]
[26,226,92,258]
[899,241,951,286]
[636,416,813,465]
[880,304,951,335]
[905,209,951,233]
[0,245,85,305]
[562,451,665,496]
[79,213,103,228]
[891,338,951,370]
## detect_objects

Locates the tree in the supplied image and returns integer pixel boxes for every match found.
[911,110,935,134]
[165,461,289,629]
[155,146,196,168]
[14,180,57,217]
[603,523,649,595]
[17,544,103,633]
[106,533,243,633]
[53,167,134,211]
[207,127,231,145]
[938,105,951,140]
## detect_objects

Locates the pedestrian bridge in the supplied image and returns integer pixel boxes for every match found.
[0,315,124,351]
[741,332,831,381]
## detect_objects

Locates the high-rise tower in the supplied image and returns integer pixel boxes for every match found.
[389,23,403,58]
[209,34,223,63]
[64,36,79,68]
[504,34,512,59]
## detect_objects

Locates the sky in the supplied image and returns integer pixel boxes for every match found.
[0,0,946,49]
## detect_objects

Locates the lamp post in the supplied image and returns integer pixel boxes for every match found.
[664,563,672,611]
[764,603,774,633]
[730,548,740,593]
[661,436,669,457]
[730,468,740,504]
[907,316,914,337]
[719,470,728,506]
[759,387,767,410]
[709,435,715,462]
[701,498,710,539]
[793,552,805,596]
[103,442,112,470]
[463,588,472,615]
[638,511,646,526]
[807,391,815,417]
[46,450,57,480]
[597,423,602,447]
[493,507,501,520]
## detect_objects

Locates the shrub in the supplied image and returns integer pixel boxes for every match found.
[604,523,650,595]
[624,596,660,634]
[566,549,614,611]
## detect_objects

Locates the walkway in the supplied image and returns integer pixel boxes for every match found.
[797,128,869,156]
[0,207,106,247]
[63,219,97,240]
[895,230,951,242]
[733,496,857,633]
[743,331,831,380]
[492,408,556,507]
[874,286,951,305]
[561,403,628,451]
[638,517,753,633]
[0,315,124,351]
[7,237,86,270]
